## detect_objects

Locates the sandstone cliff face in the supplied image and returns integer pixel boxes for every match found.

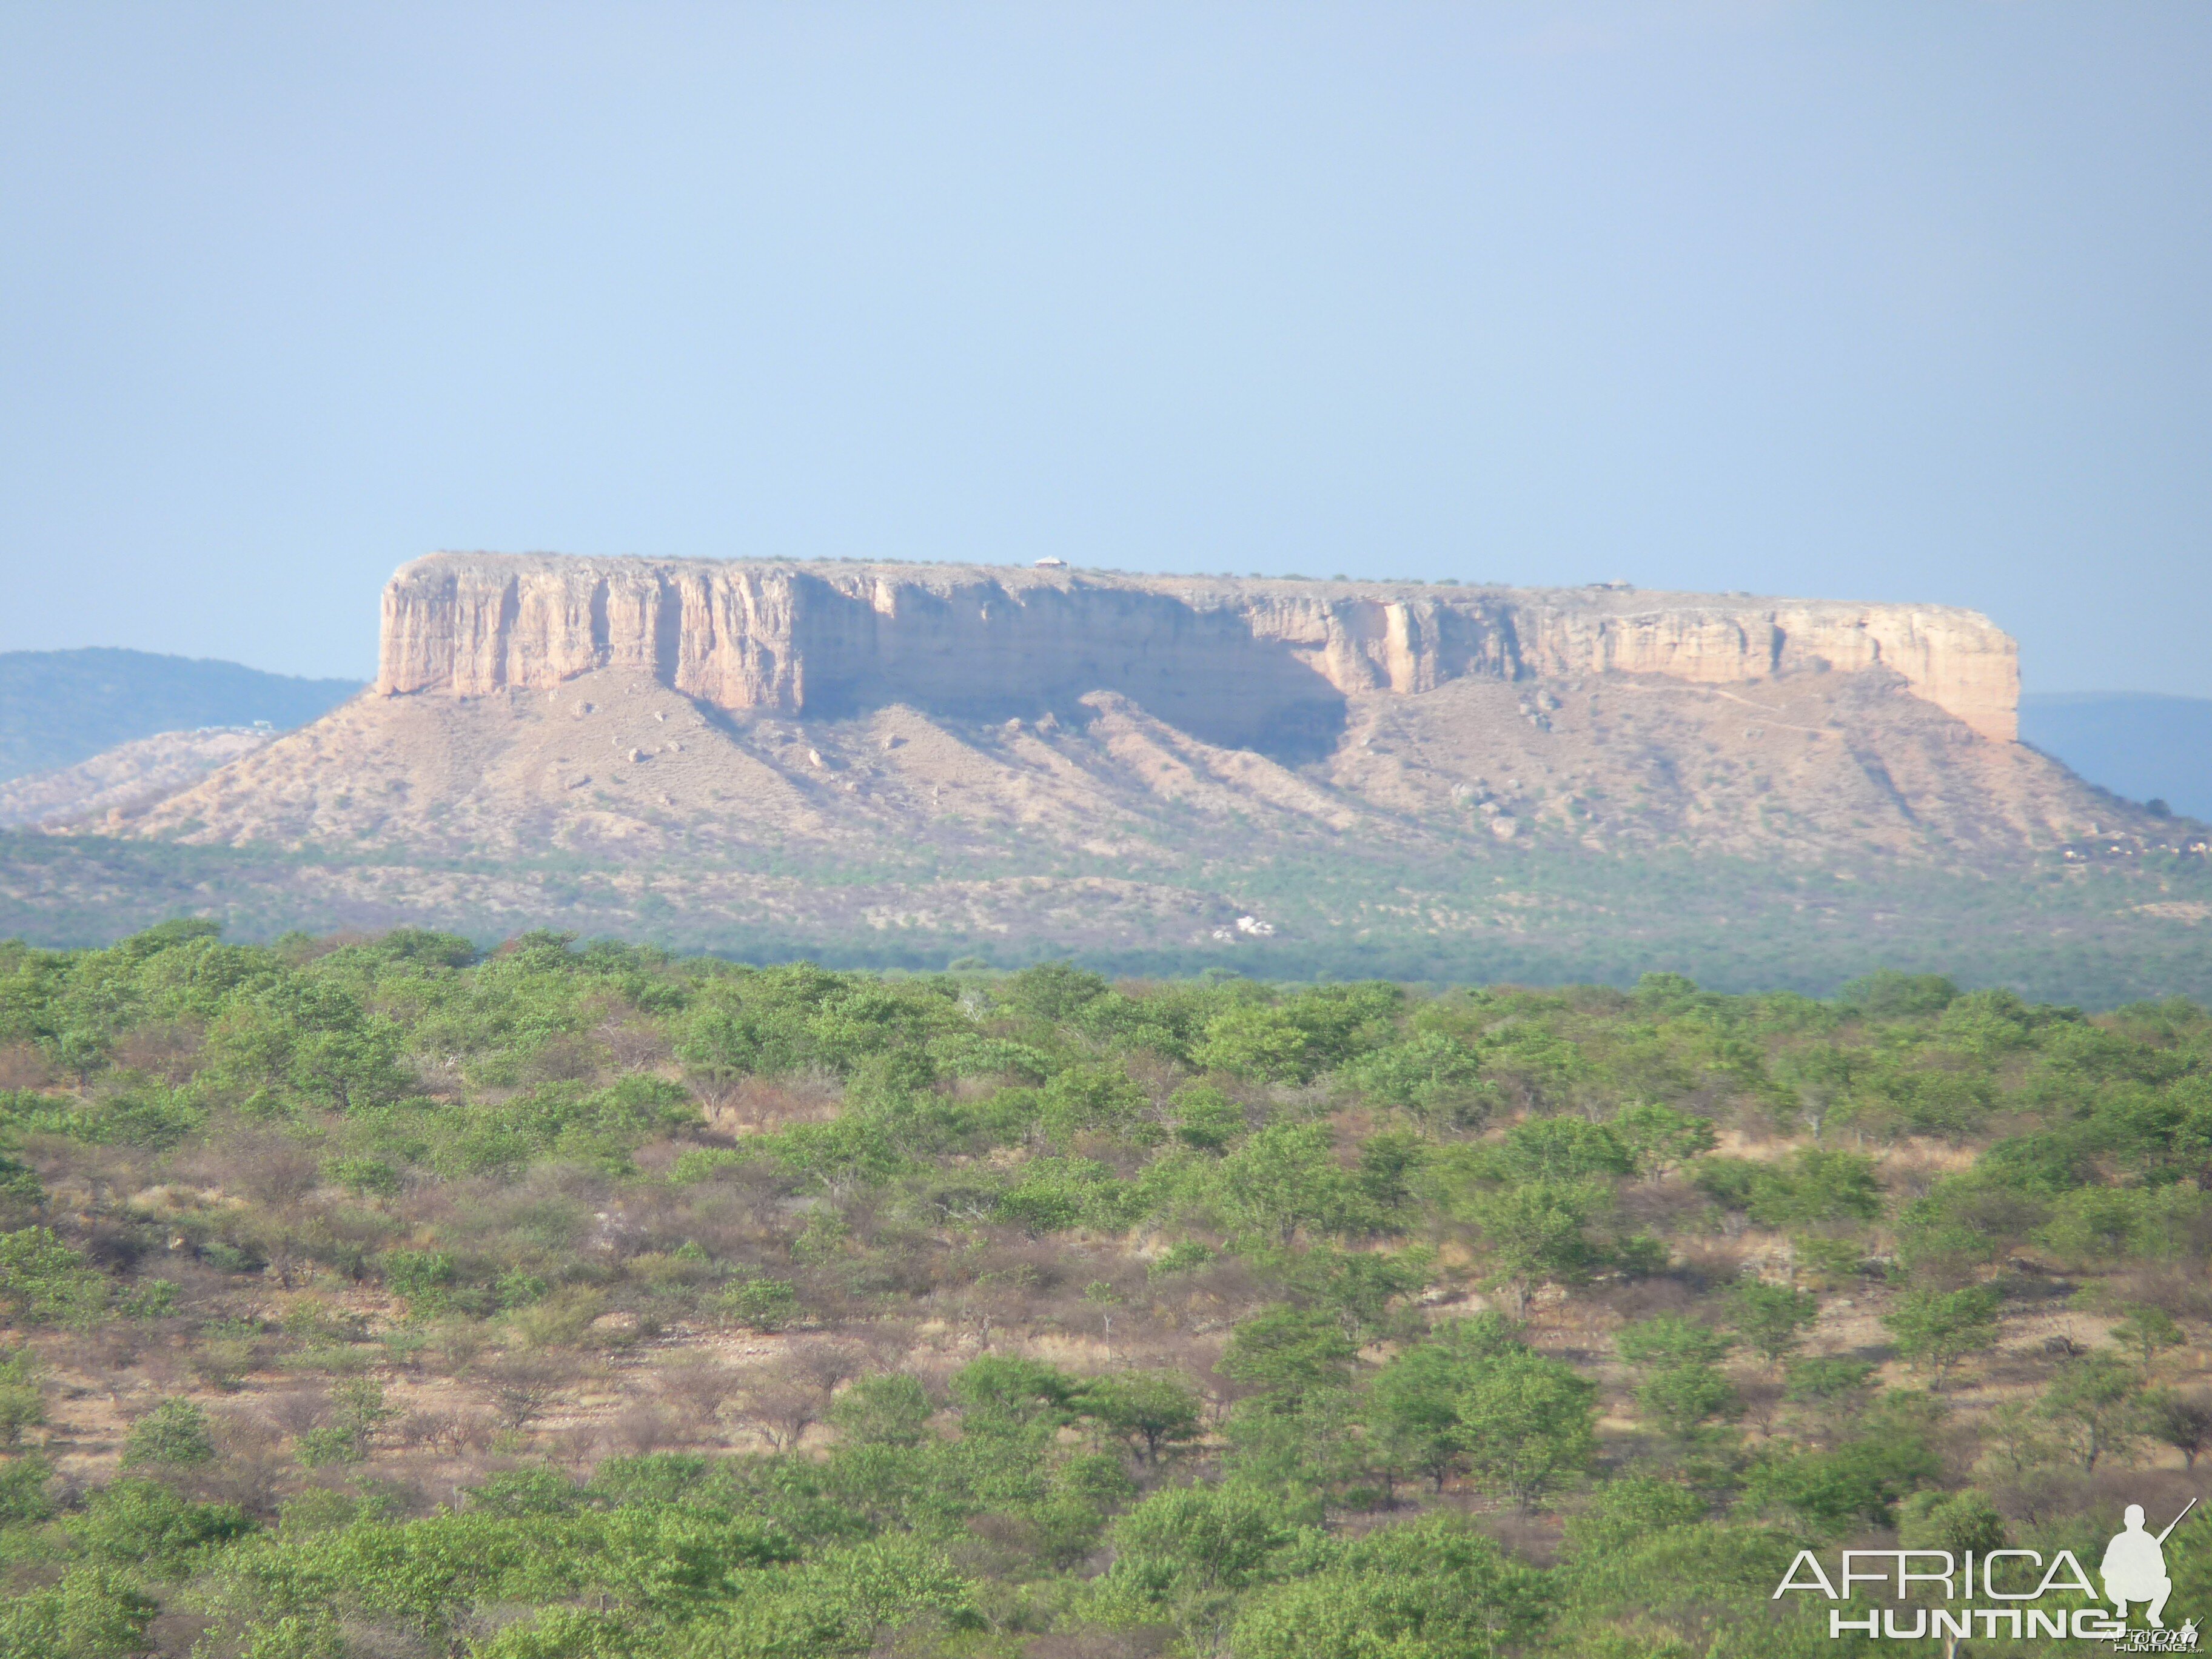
[378,555,2019,749]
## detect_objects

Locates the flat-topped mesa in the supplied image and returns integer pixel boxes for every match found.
[378,554,2020,757]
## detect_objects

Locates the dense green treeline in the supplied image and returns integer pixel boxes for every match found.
[0,923,2209,1654]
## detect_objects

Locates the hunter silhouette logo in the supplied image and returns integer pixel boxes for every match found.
[2102,1500,2189,1629]
[1773,1500,2201,1645]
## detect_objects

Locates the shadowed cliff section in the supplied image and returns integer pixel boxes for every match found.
[379,558,1359,759]
[785,576,1353,760]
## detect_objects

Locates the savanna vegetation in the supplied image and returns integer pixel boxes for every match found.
[0,921,2210,1655]
[5,826,2211,1011]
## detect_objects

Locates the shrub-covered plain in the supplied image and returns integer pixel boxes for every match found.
[0,922,2208,1655]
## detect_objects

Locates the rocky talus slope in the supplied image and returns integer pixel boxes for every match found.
[123,660,2119,868]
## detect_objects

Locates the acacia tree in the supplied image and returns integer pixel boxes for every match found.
[2110,1305,2185,1369]
[120,1399,213,1469]
[1454,1350,1597,1509]
[1358,1316,1530,1500]
[2143,1390,2212,1471]
[1366,1344,1472,1494]
[2041,1353,2142,1471]
[830,1373,936,1448]
[1218,1306,1357,1411]
[1214,1125,1367,1250]
[740,1360,839,1453]
[1617,1315,1741,1447]
[1771,1045,1863,1140]
[1081,1373,1202,1466]
[1471,1182,1604,1315]
[1726,1282,1821,1371]
[1882,1286,2000,1390]
[1230,1515,1547,1659]
[1634,1364,1743,1447]
[1899,1489,2007,1557]
[482,1355,571,1435]
[206,980,409,1112]
[1612,1103,1718,1184]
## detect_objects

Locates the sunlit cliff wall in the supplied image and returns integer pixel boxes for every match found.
[377,554,2020,753]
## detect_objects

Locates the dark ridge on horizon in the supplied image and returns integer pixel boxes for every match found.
[0,647,362,782]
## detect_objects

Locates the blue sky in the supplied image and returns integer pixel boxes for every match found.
[2,3,2206,692]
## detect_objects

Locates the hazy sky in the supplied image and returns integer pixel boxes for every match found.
[3,3,2207,691]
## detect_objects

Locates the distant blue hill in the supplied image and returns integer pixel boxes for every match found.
[0,648,361,782]
[2020,692,2212,823]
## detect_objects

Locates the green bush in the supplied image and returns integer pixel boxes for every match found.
[0,1227,107,1327]
[1195,1005,1321,1083]
[121,1399,215,1468]
[381,1248,458,1315]
[720,1275,799,1331]
[1231,1515,1544,1659]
